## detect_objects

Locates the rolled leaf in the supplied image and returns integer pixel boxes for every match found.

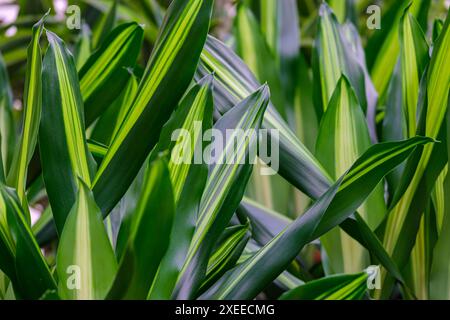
[7,13,47,212]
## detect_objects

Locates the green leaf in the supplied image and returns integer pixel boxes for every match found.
[0,186,15,283]
[74,24,92,70]
[280,272,368,300]
[39,31,96,235]
[200,224,250,294]
[90,71,139,146]
[382,11,450,268]
[0,184,56,299]
[7,13,47,213]
[406,29,437,295]
[399,7,429,138]
[260,0,280,57]
[240,196,292,246]
[382,58,413,200]
[174,85,270,299]
[367,0,429,99]
[92,0,213,216]
[200,137,432,299]
[242,195,410,293]
[0,52,15,175]
[79,22,144,126]
[107,156,174,299]
[196,35,332,200]
[92,0,118,49]
[327,0,355,23]
[312,3,367,115]
[56,179,117,300]
[148,76,213,299]
[235,3,286,117]
[428,97,450,300]
[316,76,386,274]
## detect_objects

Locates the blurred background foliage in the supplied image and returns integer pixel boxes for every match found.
[0,0,449,299]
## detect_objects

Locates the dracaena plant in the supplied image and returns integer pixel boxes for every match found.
[0,0,448,301]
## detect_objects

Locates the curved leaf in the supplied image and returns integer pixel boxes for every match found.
[196,35,331,200]
[92,0,213,216]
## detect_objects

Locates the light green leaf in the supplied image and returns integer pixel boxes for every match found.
[235,3,286,117]
[313,3,367,115]
[399,8,429,138]
[367,0,429,99]
[382,11,450,266]
[57,179,117,300]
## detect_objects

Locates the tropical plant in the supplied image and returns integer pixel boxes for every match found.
[0,0,449,301]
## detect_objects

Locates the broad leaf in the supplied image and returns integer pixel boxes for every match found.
[57,180,117,300]
[0,184,56,299]
[39,31,96,234]
[312,3,367,116]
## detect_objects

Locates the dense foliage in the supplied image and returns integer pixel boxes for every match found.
[0,0,449,300]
